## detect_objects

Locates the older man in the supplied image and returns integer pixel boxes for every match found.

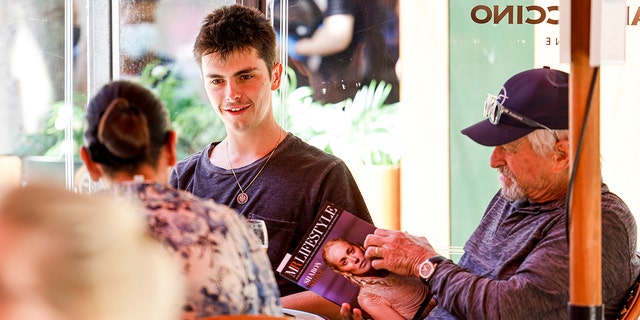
[354,67,640,320]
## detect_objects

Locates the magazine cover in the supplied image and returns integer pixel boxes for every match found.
[276,201,377,308]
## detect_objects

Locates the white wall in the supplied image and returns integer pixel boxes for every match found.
[398,0,451,252]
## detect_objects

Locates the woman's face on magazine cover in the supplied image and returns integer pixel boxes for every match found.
[325,240,372,276]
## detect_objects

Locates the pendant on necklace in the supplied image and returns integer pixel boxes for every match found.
[236,192,249,204]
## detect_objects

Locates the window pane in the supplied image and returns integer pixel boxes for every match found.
[274,0,402,167]
[274,0,400,103]
[118,0,234,81]
[0,0,77,187]
[272,0,402,229]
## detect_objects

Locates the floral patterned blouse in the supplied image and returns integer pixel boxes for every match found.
[111,182,282,319]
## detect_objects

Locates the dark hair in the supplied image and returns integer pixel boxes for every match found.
[84,80,171,176]
[193,5,276,71]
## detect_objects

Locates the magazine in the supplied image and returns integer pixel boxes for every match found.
[276,201,377,308]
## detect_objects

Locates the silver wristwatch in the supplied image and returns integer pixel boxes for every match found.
[418,255,446,284]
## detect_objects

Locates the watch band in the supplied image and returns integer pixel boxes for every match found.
[429,255,446,265]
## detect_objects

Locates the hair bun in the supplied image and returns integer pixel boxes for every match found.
[97,98,151,160]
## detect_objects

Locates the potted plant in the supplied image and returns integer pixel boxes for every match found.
[278,68,400,166]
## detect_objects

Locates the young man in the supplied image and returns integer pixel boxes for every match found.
[350,67,640,319]
[169,5,372,319]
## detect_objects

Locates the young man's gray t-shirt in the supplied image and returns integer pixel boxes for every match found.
[169,133,373,296]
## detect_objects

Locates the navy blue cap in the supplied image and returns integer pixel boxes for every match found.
[461,67,569,146]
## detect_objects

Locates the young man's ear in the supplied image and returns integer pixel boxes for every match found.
[271,62,283,90]
[80,147,104,181]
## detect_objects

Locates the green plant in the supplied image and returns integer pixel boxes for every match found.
[276,68,401,166]
[13,94,86,160]
[16,65,399,168]
[15,63,226,162]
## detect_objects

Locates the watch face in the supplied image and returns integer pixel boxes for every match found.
[419,260,435,279]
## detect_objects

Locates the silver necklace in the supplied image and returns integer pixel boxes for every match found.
[226,134,281,205]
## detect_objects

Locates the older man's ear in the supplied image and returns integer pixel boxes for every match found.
[553,138,570,173]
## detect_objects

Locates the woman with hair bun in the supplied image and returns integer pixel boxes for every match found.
[80,80,282,319]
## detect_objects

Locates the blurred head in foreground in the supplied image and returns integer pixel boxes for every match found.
[0,184,183,320]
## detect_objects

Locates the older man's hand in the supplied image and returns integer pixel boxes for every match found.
[340,303,365,320]
[363,229,437,277]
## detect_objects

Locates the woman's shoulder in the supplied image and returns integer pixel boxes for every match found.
[139,183,240,227]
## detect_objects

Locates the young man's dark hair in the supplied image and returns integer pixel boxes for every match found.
[193,5,277,70]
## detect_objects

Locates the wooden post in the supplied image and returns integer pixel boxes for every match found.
[568,0,603,318]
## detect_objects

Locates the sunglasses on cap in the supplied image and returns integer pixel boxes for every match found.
[483,93,558,140]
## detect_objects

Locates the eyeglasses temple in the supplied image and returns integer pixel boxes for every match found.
[501,108,559,140]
